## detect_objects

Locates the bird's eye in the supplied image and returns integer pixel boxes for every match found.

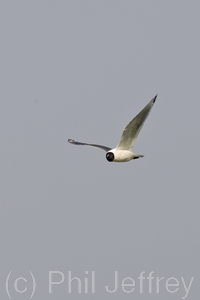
[106,152,114,162]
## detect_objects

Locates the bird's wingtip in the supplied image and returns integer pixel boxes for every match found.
[68,139,74,143]
[153,94,158,103]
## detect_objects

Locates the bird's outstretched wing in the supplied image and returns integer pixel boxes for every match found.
[116,95,157,150]
[68,139,111,152]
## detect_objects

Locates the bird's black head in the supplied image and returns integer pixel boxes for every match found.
[106,152,114,162]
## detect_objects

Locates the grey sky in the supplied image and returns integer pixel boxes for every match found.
[0,1,199,299]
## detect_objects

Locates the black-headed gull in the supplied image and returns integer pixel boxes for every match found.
[68,95,157,162]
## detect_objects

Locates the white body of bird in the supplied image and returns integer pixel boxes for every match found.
[106,148,144,162]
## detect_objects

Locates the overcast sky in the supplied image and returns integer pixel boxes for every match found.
[0,1,200,299]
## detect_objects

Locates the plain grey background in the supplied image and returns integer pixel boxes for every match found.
[0,1,199,299]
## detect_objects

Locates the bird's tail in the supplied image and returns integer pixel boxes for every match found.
[132,153,144,159]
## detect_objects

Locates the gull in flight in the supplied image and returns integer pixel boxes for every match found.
[68,95,157,162]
